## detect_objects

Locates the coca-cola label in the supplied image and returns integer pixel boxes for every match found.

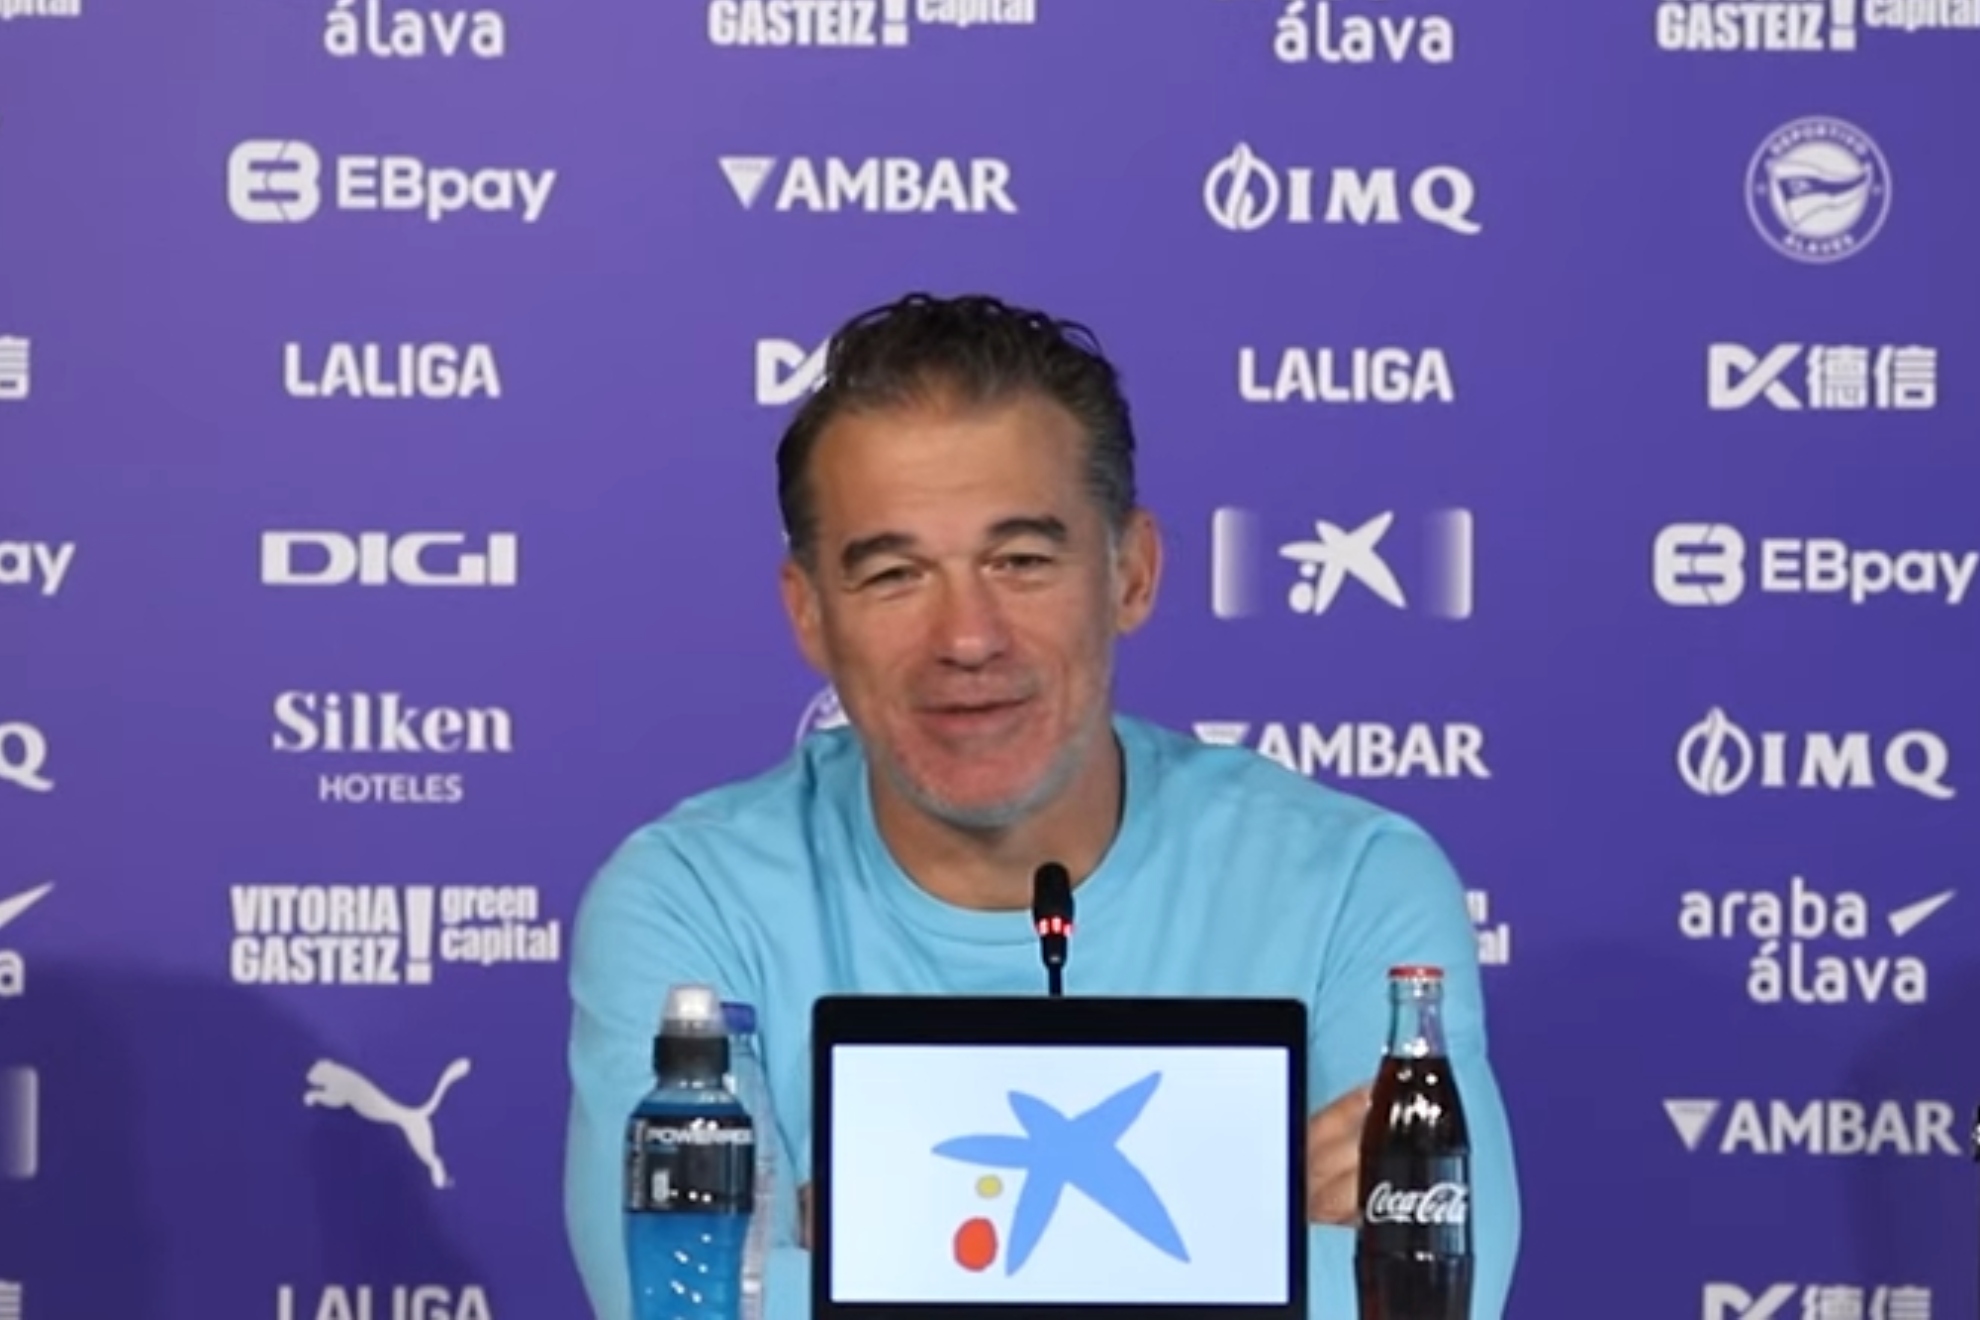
[624,1112,755,1216]
[1358,1154,1471,1256]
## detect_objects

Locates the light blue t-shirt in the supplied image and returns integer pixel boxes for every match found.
[563,712,1520,1320]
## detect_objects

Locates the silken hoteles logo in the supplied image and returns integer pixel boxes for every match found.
[1707,342,1937,411]
[272,690,516,807]
[322,0,509,59]
[1676,707,1953,801]
[0,0,81,22]
[0,336,28,401]
[304,1055,472,1188]
[758,337,829,406]
[1653,524,1977,608]
[278,1284,491,1320]
[226,140,557,225]
[1679,875,1953,1005]
[1193,720,1490,782]
[1209,506,1473,622]
[1662,1095,1963,1156]
[1237,345,1455,405]
[0,883,54,1000]
[1705,1282,1931,1320]
[931,1072,1187,1276]
[229,883,560,987]
[261,531,519,588]
[1657,0,1978,52]
[1268,0,1457,65]
[718,154,1018,215]
[1203,143,1480,235]
[1746,116,1891,264]
[706,0,1039,49]
[284,341,502,401]
[1,1066,35,1181]
[0,722,53,794]
[0,540,77,598]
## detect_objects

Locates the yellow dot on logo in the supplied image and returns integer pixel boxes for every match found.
[975,1175,1003,1199]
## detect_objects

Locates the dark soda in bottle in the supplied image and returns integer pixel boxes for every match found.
[1355,965,1472,1320]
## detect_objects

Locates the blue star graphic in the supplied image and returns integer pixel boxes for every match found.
[931,1071,1189,1275]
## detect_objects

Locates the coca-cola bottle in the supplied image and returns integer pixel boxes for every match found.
[1355,965,1472,1320]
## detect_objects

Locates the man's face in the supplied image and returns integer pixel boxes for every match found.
[779,389,1160,832]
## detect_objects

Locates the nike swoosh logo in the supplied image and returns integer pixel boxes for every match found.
[0,883,53,934]
[1888,889,1955,938]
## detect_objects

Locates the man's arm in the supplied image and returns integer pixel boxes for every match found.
[1306,816,1521,1319]
[563,827,811,1320]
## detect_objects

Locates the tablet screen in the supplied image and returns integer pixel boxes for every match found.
[826,1043,1293,1306]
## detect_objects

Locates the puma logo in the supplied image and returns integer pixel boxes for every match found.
[304,1056,472,1189]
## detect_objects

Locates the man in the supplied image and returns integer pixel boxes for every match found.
[563,293,1520,1318]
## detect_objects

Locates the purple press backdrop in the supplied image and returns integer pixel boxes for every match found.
[2,1,1978,1317]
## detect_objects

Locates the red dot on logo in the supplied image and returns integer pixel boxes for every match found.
[952,1216,998,1272]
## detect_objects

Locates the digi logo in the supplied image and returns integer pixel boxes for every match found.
[930,1072,1188,1275]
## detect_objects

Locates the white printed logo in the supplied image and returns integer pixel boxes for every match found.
[0,723,53,794]
[261,532,519,588]
[0,883,53,1000]
[284,342,502,400]
[719,155,1017,214]
[231,884,560,986]
[1270,0,1456,63]
[757,337,829,405]
[1677,707,1953,800]
[1193,721,1490,782]
[707,0,1038,46]
[272,690,517,806]
[1468,890,1511,966]
[1204,143,1480,235]
[1653,524,1976,607]
[0,337,29,401]
[305,1056,472,1188]
[1,1067,34,1181]
[278,1285,492,1320]
[1703,1282,1931,1320]
[228,140,557,225]
[0,1278,18,1320]
[0,541,77,598]
[323,0,509,59]
[1746,117,1891,264]
[1680,876,1953,1004]
[0,0,83,21]
[1664,1096,1960,1156]
[1364,1181,1467,1224]
[1210,506,1472,622]
[795,685,850,744]
[1707,343,1936,410]
[1238,346,1455,404]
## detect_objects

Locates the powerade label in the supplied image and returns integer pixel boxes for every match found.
[625,1112,756,1215]
[1358,1154,1470,1255]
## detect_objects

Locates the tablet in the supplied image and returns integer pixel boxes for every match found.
[811,994,1308,1320]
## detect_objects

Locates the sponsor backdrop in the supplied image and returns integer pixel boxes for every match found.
[1,0,1976,1317]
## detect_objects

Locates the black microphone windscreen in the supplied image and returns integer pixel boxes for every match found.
[1031,862,1073,921]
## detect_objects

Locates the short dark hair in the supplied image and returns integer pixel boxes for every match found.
[775,292,1138,571]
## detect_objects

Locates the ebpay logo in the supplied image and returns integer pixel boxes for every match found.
[931,1072,1188,1275]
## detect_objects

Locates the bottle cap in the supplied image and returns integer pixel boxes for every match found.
[1388,965,1444,980]
[722,1001,757,1035]
[660,982,726,1035]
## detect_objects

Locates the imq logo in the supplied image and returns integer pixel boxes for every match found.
[1664,1097,1960,1156]
[1677,707,1952,800]
[227,140,556,225]
[1654,524,1976,607]
[757,337,829,405]
[261,532,518,588]
[719,154,1016,214]
[1203,143,1480,235]
[1703,1283,1930,1320]
[0,722,53,794]
[1707,342,1936,410]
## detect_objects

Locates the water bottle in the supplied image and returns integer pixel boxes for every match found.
[722,1002,778,1320]
[625,983,756,1320]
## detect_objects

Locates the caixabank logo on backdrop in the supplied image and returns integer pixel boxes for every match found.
[706,0,1036,49]
[1704,1282,1932,1319]
[1745,117,1891,264]
[1654,524,1976,607]
[1208,506,1473,623]
[1204,144,1481,235]
[1657,0,1974,50]
[1677,708,1953,800]
[1238,345,1455,405]
[271,691,517,805]
[1706,341,1937,411]
[1679,876,1954,1004]
[284,342,503,401]
[227,141,557,225]
[322,0,508,59]
[1267,0,1456,64]
[1663,1095,1963,1156]
[230,883,558,986]
[0,539,76,598]
[719,154,1018,214]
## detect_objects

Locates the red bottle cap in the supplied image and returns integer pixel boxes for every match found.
[1388,965,1444,980]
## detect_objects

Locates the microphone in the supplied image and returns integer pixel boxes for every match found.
[1031,862,1074,998]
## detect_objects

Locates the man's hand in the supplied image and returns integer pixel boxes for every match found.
[798,1181,813,1249]
[1306,1083,1373,1226]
